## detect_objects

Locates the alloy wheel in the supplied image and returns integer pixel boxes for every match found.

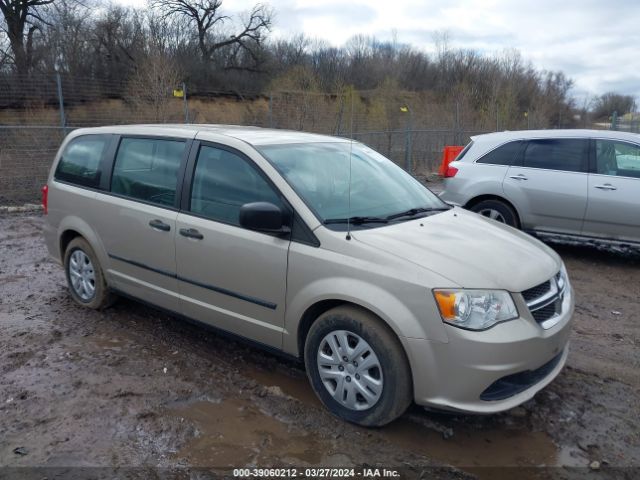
[478,208,506,223]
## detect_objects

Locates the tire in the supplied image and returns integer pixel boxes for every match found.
[470,199,519,228]
[304,305,412,427]
[63,237,114,309]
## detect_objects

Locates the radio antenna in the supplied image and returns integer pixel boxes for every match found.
[346,92,354,241]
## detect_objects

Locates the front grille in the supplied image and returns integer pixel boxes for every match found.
[532,302,557,323]
[521,272,565,329]
[522,280,551,302]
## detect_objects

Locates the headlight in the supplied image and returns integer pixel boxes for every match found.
[557,263,569,292]
[433,289,518,331]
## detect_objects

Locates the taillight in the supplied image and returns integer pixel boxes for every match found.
[444,166,458,178]
[42,184,48,214]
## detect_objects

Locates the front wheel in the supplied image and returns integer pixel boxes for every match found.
[304,306,412,426]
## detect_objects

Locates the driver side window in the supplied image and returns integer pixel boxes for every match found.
[595,140,640,178]
[189,145,284,226]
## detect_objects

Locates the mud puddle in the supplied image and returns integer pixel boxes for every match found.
[177,363,580,475]
[168,399,335,468]
[243,365,322,407]
[383,418,579,471]
[90,334,130,352]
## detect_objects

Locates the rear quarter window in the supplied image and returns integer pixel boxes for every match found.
[476,141,523,165]
[55,135,110,188]
[454,141,474,161]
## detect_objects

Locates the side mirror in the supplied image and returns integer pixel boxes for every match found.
[239,202,291,234]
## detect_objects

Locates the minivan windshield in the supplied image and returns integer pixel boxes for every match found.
[259,142,448,228]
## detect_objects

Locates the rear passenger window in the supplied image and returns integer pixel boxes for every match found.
[55,135,109,188]
[111,138,186,207]
[523,139,588,172]
[477,141,522,165]
[190,145,283,226]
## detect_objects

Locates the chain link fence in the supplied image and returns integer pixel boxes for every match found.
[0,73,620,204]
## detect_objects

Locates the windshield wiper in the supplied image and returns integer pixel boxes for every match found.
[323,216,389,225]
[386,206,450,221]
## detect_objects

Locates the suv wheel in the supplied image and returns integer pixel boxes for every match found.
[470,199,519,227]
[64,237,114,309]
[304,306,412,426]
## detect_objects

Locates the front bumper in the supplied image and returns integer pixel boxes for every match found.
[405,286,573,413]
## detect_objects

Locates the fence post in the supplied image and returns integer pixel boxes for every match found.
[55,73,66,133]
[268,93,273,128]
[404,108,413,173]
[183,82,189,123]
[611,111,618,131]
[454,101,460,145]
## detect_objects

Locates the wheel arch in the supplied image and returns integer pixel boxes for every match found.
[57,216,110,274]
[293,296,420,366]
[297,299,358,361]
[60,229,82,258]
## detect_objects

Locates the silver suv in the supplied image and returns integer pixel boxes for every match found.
[440,129,640,248]
[43,125,573,426]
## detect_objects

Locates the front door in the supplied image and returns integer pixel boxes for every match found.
[582,139,640,243]
[175,143,290,348]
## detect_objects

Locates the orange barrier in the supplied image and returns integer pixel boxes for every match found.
[438,145,464,176]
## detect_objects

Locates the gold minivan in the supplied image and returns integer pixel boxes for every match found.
[43,125,574,426]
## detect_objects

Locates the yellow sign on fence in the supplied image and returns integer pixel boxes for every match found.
[173,89,184,98]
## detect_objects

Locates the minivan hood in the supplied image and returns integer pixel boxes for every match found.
[352,208,560,292]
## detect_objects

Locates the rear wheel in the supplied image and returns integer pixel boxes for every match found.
[470,199,519,228]
[63,237,114,309]
[304,306,412,426]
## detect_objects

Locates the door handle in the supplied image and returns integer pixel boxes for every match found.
[149,219,171,232]
[179,228,204,240]
[509,174,528,180]
[594,184,617,191]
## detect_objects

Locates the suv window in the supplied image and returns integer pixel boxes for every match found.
[455,141,474,162]
[595,140,640,178]
[190,145,284,226]
[55,135,110,188]
[476,141,522,165]
[111,137,186,207]
[523,139,588,172]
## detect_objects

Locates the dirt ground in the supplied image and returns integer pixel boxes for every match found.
[1,213,638,480]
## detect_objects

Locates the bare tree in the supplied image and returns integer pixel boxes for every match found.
[0,0,56,75]
[149,0,271,68]
[41,0,91,75]
[0,30,10,71]
[126,51,181,122]
[91,6,147,85]
[592,92,636,120]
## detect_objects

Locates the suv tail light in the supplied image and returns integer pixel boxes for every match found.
[42,184,48,214]
[444,166,458,178]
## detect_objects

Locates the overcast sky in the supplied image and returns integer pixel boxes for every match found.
[116,0,640,102]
